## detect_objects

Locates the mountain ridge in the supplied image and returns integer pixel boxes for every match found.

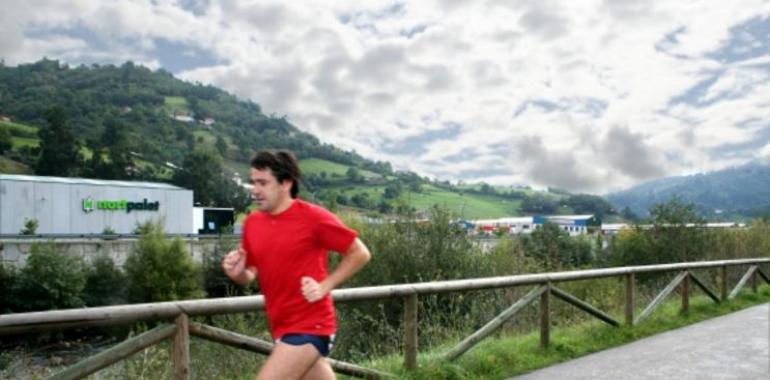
[607,160,770,219]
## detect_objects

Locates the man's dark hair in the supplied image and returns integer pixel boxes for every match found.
[251,150,302,198]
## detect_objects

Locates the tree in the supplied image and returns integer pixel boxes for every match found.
[36,106,82,176]
[521,194,558,214]
[215,135,228,156]
[173,149,224,207]
[173,149,251,211]
[521,222,593,270]
[383,183,402,199]
[14,243,86,311]
[346,166,364,182]
[479,183,495,195]
[621,206,639,222]
[611,197,711,266]
[648,197,709,263]
[82,254,127,306]
[124,220,203,302]
[565,194,614,218]
[0,126,12,154]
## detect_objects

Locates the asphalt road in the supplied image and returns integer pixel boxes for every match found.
[511,303,770,380]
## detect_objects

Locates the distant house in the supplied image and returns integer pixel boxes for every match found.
[0,115,11,122]
[202,117,216,126]
[173,115,195,123]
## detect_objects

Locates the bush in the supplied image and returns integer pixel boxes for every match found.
[0,262,16,313]
[82,254,127,306]
[335,206,505,360]
[202,236,256,298]
[521,222,594,270]
[124,220,204,302]
[20,219,38,235]
[13,243,86,311]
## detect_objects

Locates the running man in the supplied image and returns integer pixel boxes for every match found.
[223,150,371,380]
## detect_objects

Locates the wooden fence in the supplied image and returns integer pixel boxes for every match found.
[1,258,769,379]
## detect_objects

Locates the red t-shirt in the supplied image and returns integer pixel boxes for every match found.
[241,199,358,339]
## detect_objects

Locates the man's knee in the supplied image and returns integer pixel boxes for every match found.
[257,342,320,380]
[302,358,336,380]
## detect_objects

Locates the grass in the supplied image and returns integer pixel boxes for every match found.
[405,185,520,219]
[300,157,381,179]
[10,136,39,149]
[164,96,189,115]
[360,286,770,379]
[0,156,31,174]
[1,119,38,135]
[225,160,252,183]
[320,183,522,219]
[192,129,216,146]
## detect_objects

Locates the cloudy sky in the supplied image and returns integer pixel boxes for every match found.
[2,1,770,193]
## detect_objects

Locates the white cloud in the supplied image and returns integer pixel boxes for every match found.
[4,0,770,193]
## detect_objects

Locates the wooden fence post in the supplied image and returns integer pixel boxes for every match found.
[403,293,418,370]
[720,265,728,302]
[625,273,635,326]
[540,283,550,348]
[681,272,690,314]
[173,314,190,380]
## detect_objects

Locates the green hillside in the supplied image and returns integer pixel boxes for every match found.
[608,160,770,219]
[403,185,521,219]
[0,59,618,219]
[0,156,30,174]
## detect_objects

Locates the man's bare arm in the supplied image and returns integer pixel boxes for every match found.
[301,238,371,302]
[222,248,257,286]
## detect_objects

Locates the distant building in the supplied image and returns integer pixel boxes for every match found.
[600,223,630,235]
[467,214,599,236]
[533,214,600,236]
[600,222,745,236]
[469,217,535,236]
[0,115,11,122]
[172,114,195,123]
[0,174,193,234]
[202,117,216,126]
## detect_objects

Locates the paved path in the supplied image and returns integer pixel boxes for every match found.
[512,303,770,380]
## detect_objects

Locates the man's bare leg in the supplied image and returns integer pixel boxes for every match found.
[302,358,336,380]
[256,342,320,380]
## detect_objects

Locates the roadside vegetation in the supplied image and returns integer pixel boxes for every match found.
[361,288,770,380]
[1,199,769,379]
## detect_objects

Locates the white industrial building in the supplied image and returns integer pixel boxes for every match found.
[0,174,193,235]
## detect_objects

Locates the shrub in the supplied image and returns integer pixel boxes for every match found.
[82,254,127,306]
[334,206,505,360]
[0,262,17,313]
[20,219,38,235]
[124,220,203,302]
[14,243,86,311]
[521,222,593,270]
[202,236,256,298]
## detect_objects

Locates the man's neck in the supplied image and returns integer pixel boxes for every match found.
[269,196,295,215]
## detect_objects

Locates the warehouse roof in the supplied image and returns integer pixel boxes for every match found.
[0,174,187,190]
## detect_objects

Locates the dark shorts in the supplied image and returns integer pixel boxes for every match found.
[277,333,335,357]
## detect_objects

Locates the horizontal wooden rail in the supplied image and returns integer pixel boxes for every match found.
[188,323,390,379]
[2,258,769,336]
[48,324,175,380]
[2,258,769,380]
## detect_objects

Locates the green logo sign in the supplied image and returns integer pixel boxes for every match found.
[83,197,95,213]
[81,198,160,213]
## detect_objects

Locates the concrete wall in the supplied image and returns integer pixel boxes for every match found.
[0,237,240,268]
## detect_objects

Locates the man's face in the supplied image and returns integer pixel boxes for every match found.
[250,167,292,213]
